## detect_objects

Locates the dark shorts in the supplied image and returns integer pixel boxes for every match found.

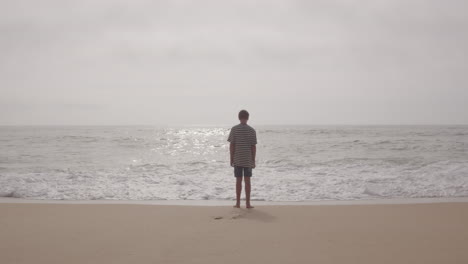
[234,166,252,177]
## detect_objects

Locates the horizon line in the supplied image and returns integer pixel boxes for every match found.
[1,123,467,127]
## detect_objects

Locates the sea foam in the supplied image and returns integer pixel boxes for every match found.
[1,125,467,201]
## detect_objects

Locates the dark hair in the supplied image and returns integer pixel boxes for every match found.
[238,110,249,120]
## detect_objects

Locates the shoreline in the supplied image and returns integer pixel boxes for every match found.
[1,196,468,205]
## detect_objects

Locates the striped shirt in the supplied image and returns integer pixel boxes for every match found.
[227,123,257,168]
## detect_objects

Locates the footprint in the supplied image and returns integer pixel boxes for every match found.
[230,208,248,219]
[212,208,250,221]
[230,214,240,219]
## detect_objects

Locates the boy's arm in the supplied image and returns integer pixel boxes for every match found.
[230,143,235,166]
[251,145,256,168]
[251,129,257,168]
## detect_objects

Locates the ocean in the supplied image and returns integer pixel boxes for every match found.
[1,125,467,201]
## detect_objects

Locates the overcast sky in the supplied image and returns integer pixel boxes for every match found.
[1,0,467,125]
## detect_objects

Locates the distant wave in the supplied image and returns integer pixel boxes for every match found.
[1,125,467,201]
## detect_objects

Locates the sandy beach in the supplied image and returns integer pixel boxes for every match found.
[1,201,468,264]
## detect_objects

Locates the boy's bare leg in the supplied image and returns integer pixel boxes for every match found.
[245,176,254,208]
[234,177,242,208]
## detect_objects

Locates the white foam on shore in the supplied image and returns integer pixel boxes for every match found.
[2,126,468,202]
[1,197,467,206]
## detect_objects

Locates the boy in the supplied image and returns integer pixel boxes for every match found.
[227,110,257,208]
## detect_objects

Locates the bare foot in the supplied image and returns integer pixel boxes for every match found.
[246,205,254,209]
[233,204,240,208]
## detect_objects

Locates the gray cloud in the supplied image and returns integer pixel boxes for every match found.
[1,0,467,125]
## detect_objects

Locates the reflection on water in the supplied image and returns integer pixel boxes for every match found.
[0,125,467,201]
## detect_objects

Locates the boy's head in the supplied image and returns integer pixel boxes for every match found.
[238,110,249,124]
